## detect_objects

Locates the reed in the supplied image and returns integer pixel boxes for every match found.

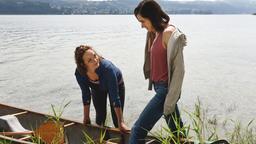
[82,116,120,144]
[225,119,256,144]
[83,128,107,144]
[152,98,256,144]
[0,139,13,144]
[184,98,220,143]
[47,100,71,123]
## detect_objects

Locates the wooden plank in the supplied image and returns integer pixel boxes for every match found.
[12,111,28,116]
[64,122,75,127]
[0,131,33,136]
[19,135,32,141]
[0,135,35,144]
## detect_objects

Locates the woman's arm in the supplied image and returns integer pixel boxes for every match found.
[75,71,92,105]
[114,107,130,133]
[105,67,130,133]
[75,70,92,124]
[83,105,91,124]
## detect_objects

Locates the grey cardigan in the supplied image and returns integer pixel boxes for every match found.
[143,28,187,115]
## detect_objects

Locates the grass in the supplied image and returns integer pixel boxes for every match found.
[225,119,256,144]
[0,139,12,144]
[83,128,107,144]
[30,134,45,144]
[184,98,220,143]
[47,100,71,123]
[82,113,121,144]
[152,98,256,144]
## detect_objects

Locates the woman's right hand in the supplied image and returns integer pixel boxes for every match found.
[83,117,91,125]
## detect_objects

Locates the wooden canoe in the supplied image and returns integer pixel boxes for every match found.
[0,103,158,144]
[0,103,229,144]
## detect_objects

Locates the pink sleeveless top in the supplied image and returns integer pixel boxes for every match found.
[150,33,168,82]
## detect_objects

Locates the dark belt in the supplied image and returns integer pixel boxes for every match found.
[153,81,168,87]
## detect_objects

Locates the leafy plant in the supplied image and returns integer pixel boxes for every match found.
[37,100,71,144]
[48,100,71,123]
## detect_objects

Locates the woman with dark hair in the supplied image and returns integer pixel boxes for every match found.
[130,0,187,143]
[74,45,129,133]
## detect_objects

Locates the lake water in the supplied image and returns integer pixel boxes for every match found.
[0,15,256,131]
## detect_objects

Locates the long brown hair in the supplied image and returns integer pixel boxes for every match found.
[134,0,169,32]
[74,45,101,76]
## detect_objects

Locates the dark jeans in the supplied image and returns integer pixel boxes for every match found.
[129,82,183,144]
[91,82,125,128]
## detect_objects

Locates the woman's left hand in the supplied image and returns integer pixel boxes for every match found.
[119,122,130,134]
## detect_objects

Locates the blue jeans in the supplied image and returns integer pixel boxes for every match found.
[129,83,183,144]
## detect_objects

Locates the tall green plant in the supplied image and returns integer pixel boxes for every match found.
[83,131,95,144]
[83,128,107,144]
[152,98,229,144]
[226,119,256,144]
[150,113,190,144]
[184,98,220,143]
[47,100,71,122]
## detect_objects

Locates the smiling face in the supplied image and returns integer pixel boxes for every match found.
[136,14,155,32]
[82,49,100,72]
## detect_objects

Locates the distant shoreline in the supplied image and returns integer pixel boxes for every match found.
[1,0,255,16]
[0,13,252,16]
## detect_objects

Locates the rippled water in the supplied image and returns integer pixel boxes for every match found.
[0,15,256,131]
